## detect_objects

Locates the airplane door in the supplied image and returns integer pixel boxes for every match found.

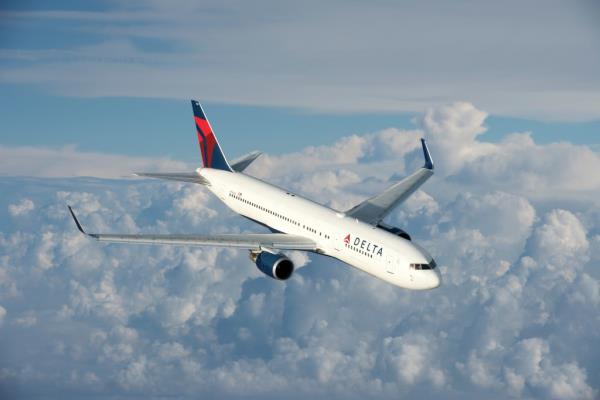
[333,233,345,252]
[405,255,415,282]
[385,253,398,275]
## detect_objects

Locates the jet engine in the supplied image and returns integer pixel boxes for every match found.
[251,251,295,280]
[377,222,412,241]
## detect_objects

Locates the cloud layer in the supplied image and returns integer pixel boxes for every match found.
[0,102,599,399]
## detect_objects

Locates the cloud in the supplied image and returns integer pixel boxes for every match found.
[0,102,598,399]
[526,209,589,272]
[1,1,600,120]
[505,338,595,400]
[8,198,34,216]
[0,145,190,178]
[420,102,494,175]
[414,103,600,204]
[381,334,444,387]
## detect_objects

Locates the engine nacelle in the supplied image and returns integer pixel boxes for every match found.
[377,222,412,241]
[254,251,295,280]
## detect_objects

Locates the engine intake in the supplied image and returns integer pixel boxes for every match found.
[254,251,295,280]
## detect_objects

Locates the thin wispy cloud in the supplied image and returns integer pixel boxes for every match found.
[0,145,189,178]
[1,0,599,120]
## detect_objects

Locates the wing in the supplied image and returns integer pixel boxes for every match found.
[345,139,434,225]
[134,172,210,185]
[68,206,316,251]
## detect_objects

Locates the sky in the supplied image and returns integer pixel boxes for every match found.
[1,0,600,163]
[0,1,599,399]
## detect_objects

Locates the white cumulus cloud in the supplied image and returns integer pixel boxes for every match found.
[8,198,35,216]
[0,102,598,399]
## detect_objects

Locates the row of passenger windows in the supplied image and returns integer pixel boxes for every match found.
[345,243,374,259]
[229,192,330,239]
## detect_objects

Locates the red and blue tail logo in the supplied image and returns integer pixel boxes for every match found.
[191,100,232,171]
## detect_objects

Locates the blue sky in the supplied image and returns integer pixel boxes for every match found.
[1,85,600,163]
[1,0,599,166]
[1,2,600,399]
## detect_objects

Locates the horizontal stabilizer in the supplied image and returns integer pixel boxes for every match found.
[230,151,262,172]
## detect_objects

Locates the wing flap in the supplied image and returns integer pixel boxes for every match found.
[134,172,209,185]
[87,233,316,250]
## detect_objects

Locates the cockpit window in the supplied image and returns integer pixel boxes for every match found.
[410,260,437,270]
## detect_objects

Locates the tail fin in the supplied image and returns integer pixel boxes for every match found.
[191,100,232,171]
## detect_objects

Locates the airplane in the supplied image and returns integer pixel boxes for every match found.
[68,100,441,290]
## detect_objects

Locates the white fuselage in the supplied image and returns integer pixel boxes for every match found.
[200,168,441,290]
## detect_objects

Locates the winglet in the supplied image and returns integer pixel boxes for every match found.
[67,205,86,235]
[421,138,434,170]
